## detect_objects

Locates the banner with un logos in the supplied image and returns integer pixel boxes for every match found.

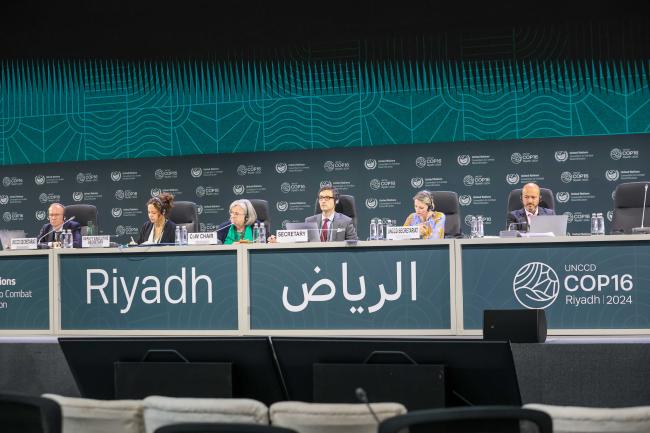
[0,254,50,330]
[0,133,648,241]
[248,244,451,330]
[460,240,650,329]
[59,251,238,330]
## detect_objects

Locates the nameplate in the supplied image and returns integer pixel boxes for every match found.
[386,226,420,240]
[82,235,111,248]
[188,232,219,245]
[276,229,308,243]
[10,238,38,250]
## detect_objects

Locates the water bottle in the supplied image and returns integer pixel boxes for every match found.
[181,225,188,245]
[384,218,393,240]
[590,213,598,235]
[470,216,478,238]
[86,220,95,236]
[58,230,66,248]
[259,223,267,243]
[476,215,485,238]
[65,229,73,248]
[377,218,384,241]
[253,222,260,243]
[597,212,605,235]
[369,218,378,240]
[175,225,181,245]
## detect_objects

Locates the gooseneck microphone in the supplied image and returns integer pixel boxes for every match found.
[38,216,76,243]
[632,183,650,234]
[355,387,380,424]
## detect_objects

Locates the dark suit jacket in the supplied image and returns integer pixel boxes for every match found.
[137,220,177,244]
[38,220,82,248]
[304,212,358,241]
[506,206,555,227]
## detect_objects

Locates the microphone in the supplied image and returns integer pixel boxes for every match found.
[38,216,76,244]
[632,183,650,234]
[355,387,380,424]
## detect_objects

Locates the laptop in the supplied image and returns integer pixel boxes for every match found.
[0,230,27,250]
[285,222,320,242]
[528,215,568,236]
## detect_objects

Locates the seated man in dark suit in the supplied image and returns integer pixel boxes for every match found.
[37,203,82,248]
[305,186,358,241]
[507,182,555,229]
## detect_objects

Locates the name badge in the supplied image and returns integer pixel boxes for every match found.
[188,232,219,245]
[82,235,111,248]
[386,226,420,240]
[10,238,38,250]
[276,229,308,243]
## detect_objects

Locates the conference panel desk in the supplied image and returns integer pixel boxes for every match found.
[0,235,649,335]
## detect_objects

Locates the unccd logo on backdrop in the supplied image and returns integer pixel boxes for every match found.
[233,185,245,195]
[605,170,620,182]
[556,192,570,203]
[154,169,164,180]
[76,173,85,183]
[464,215,474,226]
[72,192,84,202]
[364,159,377,170]
[280,182,291,193]
[115,190,125,200]
[564,212,574,223]
[457,155,470,166]
[191,167,203,178]
[2,177,10,187]
[511,153,523,164]
[196,205,204,215]
[2,212,11,222]
[610,148,623,160]
[560,171,573,183]
[411,177,424,188]
[111,208,123,218]
[35,210,46,221]
[463,175,474,186]
[555,151,569,162]
[369,179,381,190]
[607,211,613,222]
[276,201,289,212]
[115,225,126,236]
[415,157,427,168]
[150,188,161,197]
[320,180,332,188]
[275,163,288,174]
[505,174,520,185]
[365,198,378,209]
[111,171,122,181]
[459,195,472,206]
[34,175,46,185]
[610,147,639,160]
[513,262,561,309]
[38,193,48,203]
[195,186,206,197]
[0,195,8,205]
[237,165,248,176]
[324,161,335,172]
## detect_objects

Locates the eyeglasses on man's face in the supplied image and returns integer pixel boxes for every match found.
[318,195,335,201]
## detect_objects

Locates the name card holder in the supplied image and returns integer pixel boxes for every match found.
[386,226,420,240]
[188,232,219,245]
[10,238,38,250]
[276,229,309,243]
[82,235,111,248]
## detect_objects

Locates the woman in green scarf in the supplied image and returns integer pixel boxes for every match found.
[217,199,259,245]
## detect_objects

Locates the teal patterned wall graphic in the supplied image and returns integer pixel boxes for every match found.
[1,59,649,165]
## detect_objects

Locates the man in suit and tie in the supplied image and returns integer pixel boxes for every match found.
[305,186,358,241]
[37,203,82,248]
[507,182,555,229]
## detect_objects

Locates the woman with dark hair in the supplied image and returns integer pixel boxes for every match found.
[136,192,177,244]
[404,190,446,239]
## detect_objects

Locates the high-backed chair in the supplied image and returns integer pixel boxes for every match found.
[313,195,357,228]
[525,403,650,433]
[249,199,271,235]
[0,392,62,433]
[431,191,462,238]
[42,394,145,433]
[507,188,555,214]
[169,201,200,233]
[270,401,407,433]
[379,406,552,433]
[64,204,98,236]
[155,424,298,433]
[611,181,650,234]
[143,397,268,433]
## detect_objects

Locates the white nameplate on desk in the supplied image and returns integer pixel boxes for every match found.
[82,235,111,248]
[188,232,219,245]
[10,238,38,250]
[386,226,420,240]
[276,229,308,243]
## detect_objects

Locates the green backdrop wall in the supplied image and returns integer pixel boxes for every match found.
[1,60,649,165]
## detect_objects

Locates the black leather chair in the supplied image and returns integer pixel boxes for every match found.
[0,392,62,433]
[64,204,98,236]
[431,191,462,238]
[611,181,650,234]
[379,406,552,433]
[313,194,357,228]
[249,199,271,235]
[155,424,298,433]
[168,201,200,233]
[507,188,555,213]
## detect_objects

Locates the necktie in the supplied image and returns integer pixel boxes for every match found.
[321,218,329,242]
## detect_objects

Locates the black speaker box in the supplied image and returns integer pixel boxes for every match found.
[483,309,547,343]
